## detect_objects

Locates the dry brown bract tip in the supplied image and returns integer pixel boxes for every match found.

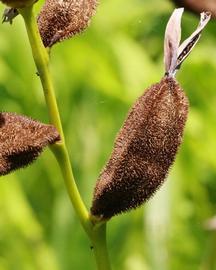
[37,0,98,47]
[0,112,60,176]
[90,9,210,219]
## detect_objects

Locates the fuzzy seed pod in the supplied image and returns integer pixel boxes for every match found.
[0,112,60,176]
[37,0,98,48]
[172,0,216,18]
[91,9,211,219]
[0,0,37,8]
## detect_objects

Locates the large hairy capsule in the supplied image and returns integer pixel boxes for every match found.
[37,0,98,47]
[90,9,210,219]
[0,112,60,176]
[0,0,37,8]
[91,77,188,219]
[172,0,216,18]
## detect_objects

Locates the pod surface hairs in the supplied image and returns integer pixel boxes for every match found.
[91,77,188,218]
[37,0,98,47]
[91,9,211,219]
[0,112,60,176]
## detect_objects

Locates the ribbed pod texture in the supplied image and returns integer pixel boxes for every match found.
[0,112,60,176]
[37,0,98,47]
[91,77,189,219]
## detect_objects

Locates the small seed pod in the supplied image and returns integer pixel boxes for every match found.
[172,0,216,18]
[0,112,60,176]
[37,0,98,48]
[91,9,211,219]
[0,0,37,8]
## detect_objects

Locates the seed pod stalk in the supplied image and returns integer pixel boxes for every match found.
[19,5,111,270]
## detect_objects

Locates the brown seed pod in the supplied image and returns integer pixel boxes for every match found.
[91,9,211,219]
[0,0,37,8]
[172,0,216,18]
[0,112,60,176]
[37,0,98,48]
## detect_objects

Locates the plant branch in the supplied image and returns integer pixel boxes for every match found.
[18,4,112,270]
[18,5,92,237]
[91,223,112,270]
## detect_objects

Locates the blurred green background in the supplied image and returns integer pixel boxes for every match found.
[1,0,216,269]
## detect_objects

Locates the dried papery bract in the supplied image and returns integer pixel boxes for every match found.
[0,0,37,8]
[2,8,19,24]
[172,0,216,18]
[0,112,60,176]
[37,0,98,48]
[164,8,183,76]
[91,9,211,219]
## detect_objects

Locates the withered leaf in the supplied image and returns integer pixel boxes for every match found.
[176,11,211,69]
[164,9,210,76]
[164,8,183,75]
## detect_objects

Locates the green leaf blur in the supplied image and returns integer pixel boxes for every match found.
[0,0,216,269]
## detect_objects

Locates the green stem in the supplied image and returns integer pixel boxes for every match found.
[19,7,62,138]
[18,5,91,236]
[91,223,112,270]
[18,5,112,270]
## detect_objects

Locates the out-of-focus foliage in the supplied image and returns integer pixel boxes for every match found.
[0,0,216,269]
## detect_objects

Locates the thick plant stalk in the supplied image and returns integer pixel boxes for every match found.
[90,223,112,270]
[18,5,111,270]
